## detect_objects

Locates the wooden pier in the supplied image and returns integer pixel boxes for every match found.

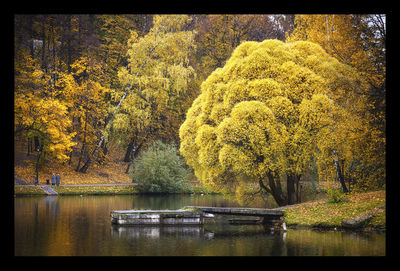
[111,206,285,231]
[184,206,284,217]
[184,206,285,230]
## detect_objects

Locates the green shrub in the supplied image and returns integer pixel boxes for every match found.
[131,140,190,193]
[326,188,347,203]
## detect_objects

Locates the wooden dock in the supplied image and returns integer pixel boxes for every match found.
[111,206,286,231]
[184,206,284,217]
[184,206,285,231]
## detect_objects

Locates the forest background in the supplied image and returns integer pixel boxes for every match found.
[14,14,386,199]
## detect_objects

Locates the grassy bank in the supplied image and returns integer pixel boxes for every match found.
[14,185,138,195]
[14,182,213,196]
[283,190,386,230]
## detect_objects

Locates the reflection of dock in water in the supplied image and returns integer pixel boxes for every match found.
[111,225,215,239]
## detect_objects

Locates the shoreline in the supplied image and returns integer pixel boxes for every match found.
[14,182,210,196]
[14,183,385,232]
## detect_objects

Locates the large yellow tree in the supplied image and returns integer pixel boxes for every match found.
[180,39,368,206]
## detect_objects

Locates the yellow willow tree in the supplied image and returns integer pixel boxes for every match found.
[113,14,196,170]
[179,39,368,206]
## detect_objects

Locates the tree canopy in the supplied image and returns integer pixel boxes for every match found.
[14,14,385,201]
[179,39,371,206]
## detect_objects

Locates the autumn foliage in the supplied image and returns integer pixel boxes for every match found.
[179,39,380,206]
[14,15,385,202]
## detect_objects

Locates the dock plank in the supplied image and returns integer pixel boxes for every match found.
[184,206,284,217]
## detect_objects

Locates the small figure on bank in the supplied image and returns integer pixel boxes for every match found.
[51,173,56,186]
[56,173,60,186]
[34,177,38,186]
[46,179,49,185]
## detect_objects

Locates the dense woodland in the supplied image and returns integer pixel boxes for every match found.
[14,14,385,204]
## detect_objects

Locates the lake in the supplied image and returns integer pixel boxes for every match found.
[14,194,385,256]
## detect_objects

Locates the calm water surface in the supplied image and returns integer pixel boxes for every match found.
[14,194,385,256]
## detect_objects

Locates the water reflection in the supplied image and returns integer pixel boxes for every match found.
[111,225,213,239]
[14,195,385,256]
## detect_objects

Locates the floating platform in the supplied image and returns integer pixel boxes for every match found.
[111,206,286,231]
[111,209,204,226]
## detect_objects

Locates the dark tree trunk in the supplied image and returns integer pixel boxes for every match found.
[76,109,88,171]
[287,174,296,205]
[65,15,72,73]
[35,150,41,182]
[68,150,73,165]
[333,150,348,193]
[41,20,47,72]
[259,174,287,207]
[125,142,143,174]
[35,139,43,183]
[123,137,136,162]
[287,174,301,205]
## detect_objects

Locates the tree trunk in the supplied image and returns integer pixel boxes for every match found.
[68,150,73,165]
[287,174,301,205]
[79,85,131,173]
[76,109,88,171]
[259,174,287,207]
[96,137,109,164]
[333,149,348,193]
[67,17,72,73]
[78,28,162,173]
[123,137,136,162]
[41,20,47,72]
[287,174,296,205]
[296,176,301,203]
[125,142,143,174]
[35,150,41,182]
[35,140,43,183]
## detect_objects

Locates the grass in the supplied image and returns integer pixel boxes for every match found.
[52,185,138,195]
[14,183,214,196]
[283,190,386,229]
[14,185,139,195]
[14,185,47,195]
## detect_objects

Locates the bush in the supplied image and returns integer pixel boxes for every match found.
[326,188,347,203]
[131,140,190,193]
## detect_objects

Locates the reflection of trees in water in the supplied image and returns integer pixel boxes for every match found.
[111,223,285,241]
[129,194,243,210]
[111,225,211,239]
[15,195,386,256]
[285,229,386,256]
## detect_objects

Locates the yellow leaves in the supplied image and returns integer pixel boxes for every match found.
[266,96,298,126]
[153,14,191,33]
[15,53,111,164]
[229,41,259,61]
[180,36,371,195]
[117,15,196,145]
[246,78,282,103]
[299,93,334,131]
